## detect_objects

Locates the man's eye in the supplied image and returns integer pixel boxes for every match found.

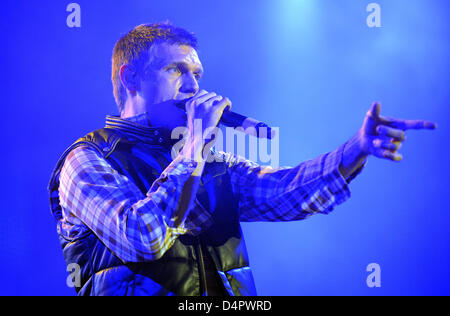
[167,67,181,74]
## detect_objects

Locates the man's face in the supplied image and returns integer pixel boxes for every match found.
[138,42,203,130]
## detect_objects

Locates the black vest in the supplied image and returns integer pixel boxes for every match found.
[48,126,257,296]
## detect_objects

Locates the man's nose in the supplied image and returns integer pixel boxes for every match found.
[179,72,199,96]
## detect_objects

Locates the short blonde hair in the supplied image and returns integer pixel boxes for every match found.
[111,22,198,112]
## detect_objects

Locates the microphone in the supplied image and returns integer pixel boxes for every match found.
[175,98,275,139]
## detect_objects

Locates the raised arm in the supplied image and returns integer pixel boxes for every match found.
[217,143,361,222]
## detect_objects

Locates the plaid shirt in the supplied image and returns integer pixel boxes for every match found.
[57,113,362,263]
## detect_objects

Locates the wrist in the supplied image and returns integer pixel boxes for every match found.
[180,135,212,163]
[339,131,368,180]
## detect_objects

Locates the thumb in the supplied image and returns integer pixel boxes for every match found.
[367,102,381,119]
[362,102,381,134]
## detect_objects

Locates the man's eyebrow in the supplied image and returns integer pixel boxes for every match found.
[164,61,203,74]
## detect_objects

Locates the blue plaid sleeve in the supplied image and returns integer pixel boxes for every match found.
[58,145,212,263]
[216,143,364,222]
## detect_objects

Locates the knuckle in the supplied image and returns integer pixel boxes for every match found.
[372,138,381,147]
[223,97,231,107]
[191,99,199,107]
[215,96,225,105]
[376,125,384,134]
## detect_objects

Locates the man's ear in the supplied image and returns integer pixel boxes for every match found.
[120,64,139,94]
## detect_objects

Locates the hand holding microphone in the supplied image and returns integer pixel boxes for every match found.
[182,90,232,139]
[178,90,231,162]
[176,90,275,139]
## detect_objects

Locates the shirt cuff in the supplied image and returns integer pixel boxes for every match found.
[165,155,199,176]
[154,154,213,235]
[320,144,354,211]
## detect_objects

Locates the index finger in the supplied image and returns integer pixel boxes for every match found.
[380,116,437,131]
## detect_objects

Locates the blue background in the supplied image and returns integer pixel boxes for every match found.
[0,0,448,295]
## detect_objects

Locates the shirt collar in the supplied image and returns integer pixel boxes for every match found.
[124,112,152,126]
[104,113,181,149]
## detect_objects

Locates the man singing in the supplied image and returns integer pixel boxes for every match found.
[48,23,436,296]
